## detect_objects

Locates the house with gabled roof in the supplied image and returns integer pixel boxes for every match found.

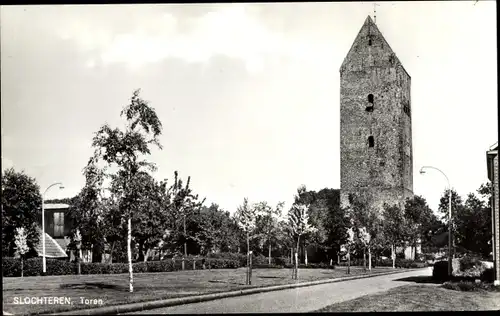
[486,142,499,285]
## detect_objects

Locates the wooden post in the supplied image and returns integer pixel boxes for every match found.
[193,260,196,270]
[182,257,185,270]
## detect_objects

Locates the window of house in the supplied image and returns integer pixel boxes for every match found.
[368,136,375,148]
[368,94,374,103]
[53,212,64,237]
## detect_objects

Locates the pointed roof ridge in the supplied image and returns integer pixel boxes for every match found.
[340,15,411,79]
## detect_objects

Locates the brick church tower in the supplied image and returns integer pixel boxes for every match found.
[340,16,413,213]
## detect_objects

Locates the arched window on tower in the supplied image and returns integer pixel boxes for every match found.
[368,38,372,46]
[368,136,375,148]
[366,94,374,112]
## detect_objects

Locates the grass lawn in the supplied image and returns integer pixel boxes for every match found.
[3,266,393,315]
[316,281,500,312]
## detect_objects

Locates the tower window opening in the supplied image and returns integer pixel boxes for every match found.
[368,136,375,148]
[368,39,372,46]
[365,105,374,112]
[368,94,374,103]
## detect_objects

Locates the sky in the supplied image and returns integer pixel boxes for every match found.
[1,2,497,215]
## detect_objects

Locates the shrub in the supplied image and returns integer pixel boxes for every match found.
[299,263,335,269]
[459,255,482,271]
[281,263,335,269]
[207,252,247,267]
[480,268,494,283]
[252,255,269,266]
[442,281,491,292]
[2,258,21,277]
[273,256,291,266]
[253,264,284,269]
[2,256,241,277]
[206,258,239,269]
[395,259,427,269]
[432,260,450,281]
[2,257,76,277]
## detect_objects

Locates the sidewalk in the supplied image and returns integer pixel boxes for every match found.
[49,268,425,315]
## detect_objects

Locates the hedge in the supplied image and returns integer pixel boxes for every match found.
[338,258,428,269]
[205,252,291,267]
[2,257,240,277]
[284,263,336,269]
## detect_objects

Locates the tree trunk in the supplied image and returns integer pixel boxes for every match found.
[294,251,298,279]
[184,214,187,258]
[21,257,24,278]
[347,246,351,274]
[144,248,151,262]
[290,248,293,265]
[268,241,271,265]
[108,242,115,264]
[304,242,308,266]
[249,251,252,285]
[294,252,299,280]
[246,231,250,285]
[138,241,145,262]
[368,246,372,271]
[337,252,340,265]
[363,247,366,272]
[392,244,396,269]
[127,216,133,293]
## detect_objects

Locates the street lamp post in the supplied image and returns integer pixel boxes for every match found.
[42,182,64,275]
[419,166,452,278]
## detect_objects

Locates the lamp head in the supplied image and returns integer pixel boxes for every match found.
[59,185,65,190]
[419,168,426,175]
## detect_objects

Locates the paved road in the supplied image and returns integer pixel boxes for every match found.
[125,268,433,314]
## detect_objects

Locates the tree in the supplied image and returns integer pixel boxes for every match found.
[186,203,240,255]
[288,203,317,279]
[235,197,258,285]
[347,194,380,271]
[382,203,405,268]
[168,171,205,259]
[438,189,466,257]
[68,162,107,262]
[129,172,169,262]
[358,227,371,271]
[14,227,29,277]
[454,187,492,257]
[315,189,346,264]
[88,89,163,292]
[2,168,42,258]
[345,227,356,274]
[255,201,284,264]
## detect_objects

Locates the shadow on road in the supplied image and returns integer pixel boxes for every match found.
[393,276,442,284]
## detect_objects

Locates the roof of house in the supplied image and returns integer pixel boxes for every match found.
[488,142,498,152]
[34,227,68,258]
[487,142,498,181]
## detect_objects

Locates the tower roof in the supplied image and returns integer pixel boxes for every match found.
[340,15,410,78]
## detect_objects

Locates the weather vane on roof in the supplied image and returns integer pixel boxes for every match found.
[374,3,380,24]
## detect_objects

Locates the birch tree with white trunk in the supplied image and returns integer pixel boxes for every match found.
[14,227,29,277]
[88,89,163,292]
[235,198,258,285]
[288,203,317,279]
